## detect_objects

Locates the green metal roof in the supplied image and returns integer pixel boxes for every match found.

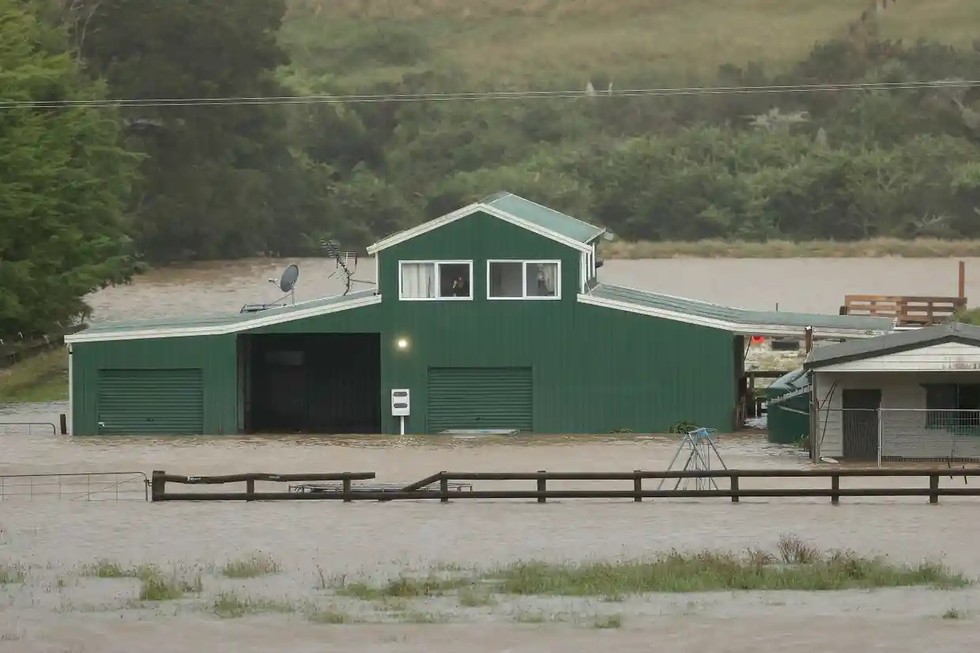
[585,284,895,335]
[480,192,606,244]
[805,321,980,369]
[68,290,379,341]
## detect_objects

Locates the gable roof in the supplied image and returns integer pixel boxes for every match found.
[65,290,381,343]
[804,321,980,369]
[366,192,605,255]
[579,283,895,339]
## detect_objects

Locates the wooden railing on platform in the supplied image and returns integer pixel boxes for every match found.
[842,295,966,326]
[150,468,980,505]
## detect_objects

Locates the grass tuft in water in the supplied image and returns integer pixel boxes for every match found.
[0,564,27,584]
[397,610,450,624]
[137,566,202,601]
[776,534,821,565]
[336,574,475,600]
[307,606,355,624]
[80,560,135,579]
[221,552,281,579]
[943,607,965,620]
[212,592,296,619]
[457,587,496,607]
[486,538,968,595]
[592,614,623,629]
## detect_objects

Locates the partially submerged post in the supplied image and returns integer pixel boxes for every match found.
[959,260,966,300]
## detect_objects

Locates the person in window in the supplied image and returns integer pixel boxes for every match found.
[451,273,468,297]
[536,266,553,296]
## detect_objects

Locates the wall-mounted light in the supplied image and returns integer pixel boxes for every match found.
[396,337,409,350]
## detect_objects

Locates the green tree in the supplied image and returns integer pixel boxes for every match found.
[0,0,137,338]
[75,0,319,261]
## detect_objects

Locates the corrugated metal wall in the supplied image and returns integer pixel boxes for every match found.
[71,335,237,435]
[427,367,534,431]
[377,212,736,434]
[72,211,737,436]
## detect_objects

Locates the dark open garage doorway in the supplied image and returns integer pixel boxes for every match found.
[240,333,381,434]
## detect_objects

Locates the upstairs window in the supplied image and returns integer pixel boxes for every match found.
[399,261,472,300]
[488,260,560,300]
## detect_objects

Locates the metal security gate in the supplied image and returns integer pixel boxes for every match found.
[427,367,532,433]
[841,389,881,461]
[97,369,204,435]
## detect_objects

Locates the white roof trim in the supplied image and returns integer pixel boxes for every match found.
[366,202,594,255]
[577,293,890,339]
[66,293,382,343]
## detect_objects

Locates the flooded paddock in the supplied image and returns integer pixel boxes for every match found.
[3,258,980,651]
[2,417,980,651]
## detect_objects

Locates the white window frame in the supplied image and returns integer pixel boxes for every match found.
[486,259,562,301]
[398,260,474,301]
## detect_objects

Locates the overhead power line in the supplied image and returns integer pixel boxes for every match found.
[1,79,977,110]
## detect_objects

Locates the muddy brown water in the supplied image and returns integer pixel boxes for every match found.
[3,258,980,651]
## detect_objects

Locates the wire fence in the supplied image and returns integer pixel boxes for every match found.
[0,472,149,502]
[0,422,57,436]
[816,408,980,465]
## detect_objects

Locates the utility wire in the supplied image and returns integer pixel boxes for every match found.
[0,79,977,110]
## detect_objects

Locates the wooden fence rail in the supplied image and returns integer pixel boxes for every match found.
[150,468,980,504]
[150,471,376,501]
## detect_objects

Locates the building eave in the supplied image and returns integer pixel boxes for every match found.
[65,293,382,344]
[366,203,594,255]
[577,293,891,339]
[804,332,980,370]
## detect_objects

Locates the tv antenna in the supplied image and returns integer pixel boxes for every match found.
[320,238,374,295]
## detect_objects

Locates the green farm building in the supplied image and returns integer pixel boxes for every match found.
[65,192,895,436]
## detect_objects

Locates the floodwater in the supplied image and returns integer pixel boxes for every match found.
[83,255,977,323]
[3,257,980,651]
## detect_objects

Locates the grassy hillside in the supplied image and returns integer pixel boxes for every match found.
[283,0,979,87]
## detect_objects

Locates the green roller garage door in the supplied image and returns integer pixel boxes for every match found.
[97,369,204,435]
[427,367,532,433]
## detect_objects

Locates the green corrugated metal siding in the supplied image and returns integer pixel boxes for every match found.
[427,367,533,432]
[71,335,237,436]
[72,208,738,436]
[97,369,203,435]
[766,368,810,444]
[379,212,736,434]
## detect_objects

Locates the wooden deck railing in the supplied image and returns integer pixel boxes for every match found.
[842,295,966,326]
[150,468,980,504]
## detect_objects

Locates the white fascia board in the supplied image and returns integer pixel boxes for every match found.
[577,293,891,339]
[366,203,592,255]
[65,293,382,344]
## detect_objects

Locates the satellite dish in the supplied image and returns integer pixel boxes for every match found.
[279,264,299,293]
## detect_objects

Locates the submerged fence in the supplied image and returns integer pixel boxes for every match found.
[150,468,980,505]
[815,408,980,465]
[0,472,149,502]
[0,422,57,436]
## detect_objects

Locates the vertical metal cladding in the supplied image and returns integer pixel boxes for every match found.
[71,335,237,435]
[377,211,736,434]
[96,369,204,435]
[70,210,738,435]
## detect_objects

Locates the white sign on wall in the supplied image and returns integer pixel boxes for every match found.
[391,389,410,417]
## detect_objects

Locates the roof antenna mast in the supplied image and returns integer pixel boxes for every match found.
[319,237,373,295]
